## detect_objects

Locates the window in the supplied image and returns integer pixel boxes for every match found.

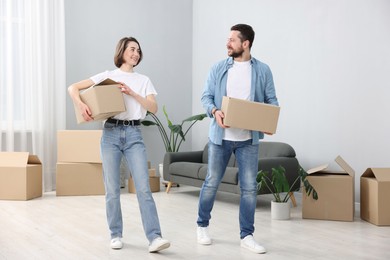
[0,0,32,130]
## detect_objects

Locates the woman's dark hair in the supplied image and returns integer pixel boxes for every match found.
[230,24,255,49]
[114,37,143,68]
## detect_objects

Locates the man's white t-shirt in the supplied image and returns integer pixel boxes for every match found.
[90,69,157,120]
[224,60,251,141]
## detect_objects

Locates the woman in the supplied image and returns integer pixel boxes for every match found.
[68,37,170,253]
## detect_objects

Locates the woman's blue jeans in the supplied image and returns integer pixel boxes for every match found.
[197,139,259,239]
[100,122,162,242]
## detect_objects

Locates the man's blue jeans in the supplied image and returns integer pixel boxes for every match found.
[197,139,259,239]
[100,122,162,242]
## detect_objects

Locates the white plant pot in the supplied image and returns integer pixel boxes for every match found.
[159,163,168,184]
[271,200,291,220]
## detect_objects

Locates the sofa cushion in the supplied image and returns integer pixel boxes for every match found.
[202,145,208,163]
[198,165,238,185]
[169,162,202,179]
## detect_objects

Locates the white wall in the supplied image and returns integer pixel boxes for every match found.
[65,0,390,201]
[192,0,390,202]
[65,0,193,169]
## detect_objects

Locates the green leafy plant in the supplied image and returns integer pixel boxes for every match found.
[256,165,318,203]
[141,106,207,152]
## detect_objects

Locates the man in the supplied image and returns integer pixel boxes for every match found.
[197,24,278,254]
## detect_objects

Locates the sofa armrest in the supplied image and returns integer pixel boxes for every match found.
[163,150,204,181]
[259,141,296,158]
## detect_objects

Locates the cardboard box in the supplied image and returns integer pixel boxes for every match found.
[0,152,42,200]
[360,168,390,226]
[56,162,105,196]
[57,130,102,163]
[128,169,160,193]
[302,156,355,221]
[221,96,280,134]
[148,168,156,177]
[74,78,126,124]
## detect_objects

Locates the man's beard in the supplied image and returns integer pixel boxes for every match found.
[228,47,244,58]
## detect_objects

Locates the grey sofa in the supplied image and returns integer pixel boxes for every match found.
[163,141,300,195]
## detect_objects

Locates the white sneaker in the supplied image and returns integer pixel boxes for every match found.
[197,226,212,245]
[240,235,266,254]
[149,237,170,253]
[110,237,123,250]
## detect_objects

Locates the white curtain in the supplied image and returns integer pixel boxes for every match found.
[0,0,66,191]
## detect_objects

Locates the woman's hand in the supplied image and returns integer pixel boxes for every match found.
[78,102,93,121]
[117,82,158,113]
[118,82,136,96]
[67,79,95,121]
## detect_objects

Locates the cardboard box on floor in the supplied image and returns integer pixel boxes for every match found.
[221,96,280,134]
[56,162,105,196]
[360,168,390,226]
[57,130,102,163]
[128,168,160,193]
[0,152,42,200]
[302,156,355,222]
[74,78,126,124]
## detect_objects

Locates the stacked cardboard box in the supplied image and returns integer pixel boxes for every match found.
[302,156,355,222]
[128,166,160,193]
[361,168,390,226]
[0,152,42,200]
[56,130,105,196]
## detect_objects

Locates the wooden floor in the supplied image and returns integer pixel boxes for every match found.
[0,185,388,260]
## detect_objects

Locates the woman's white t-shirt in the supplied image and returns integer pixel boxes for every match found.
[90,69,157,120]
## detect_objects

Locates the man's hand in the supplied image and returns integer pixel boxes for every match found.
[214,110,229,128]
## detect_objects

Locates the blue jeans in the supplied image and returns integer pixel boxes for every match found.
[197,139,259,239]
[101,122,162,242]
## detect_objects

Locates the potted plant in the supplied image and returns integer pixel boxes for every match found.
[256,165,318,220]
[141,106,207,189]
[141,106,207,152]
